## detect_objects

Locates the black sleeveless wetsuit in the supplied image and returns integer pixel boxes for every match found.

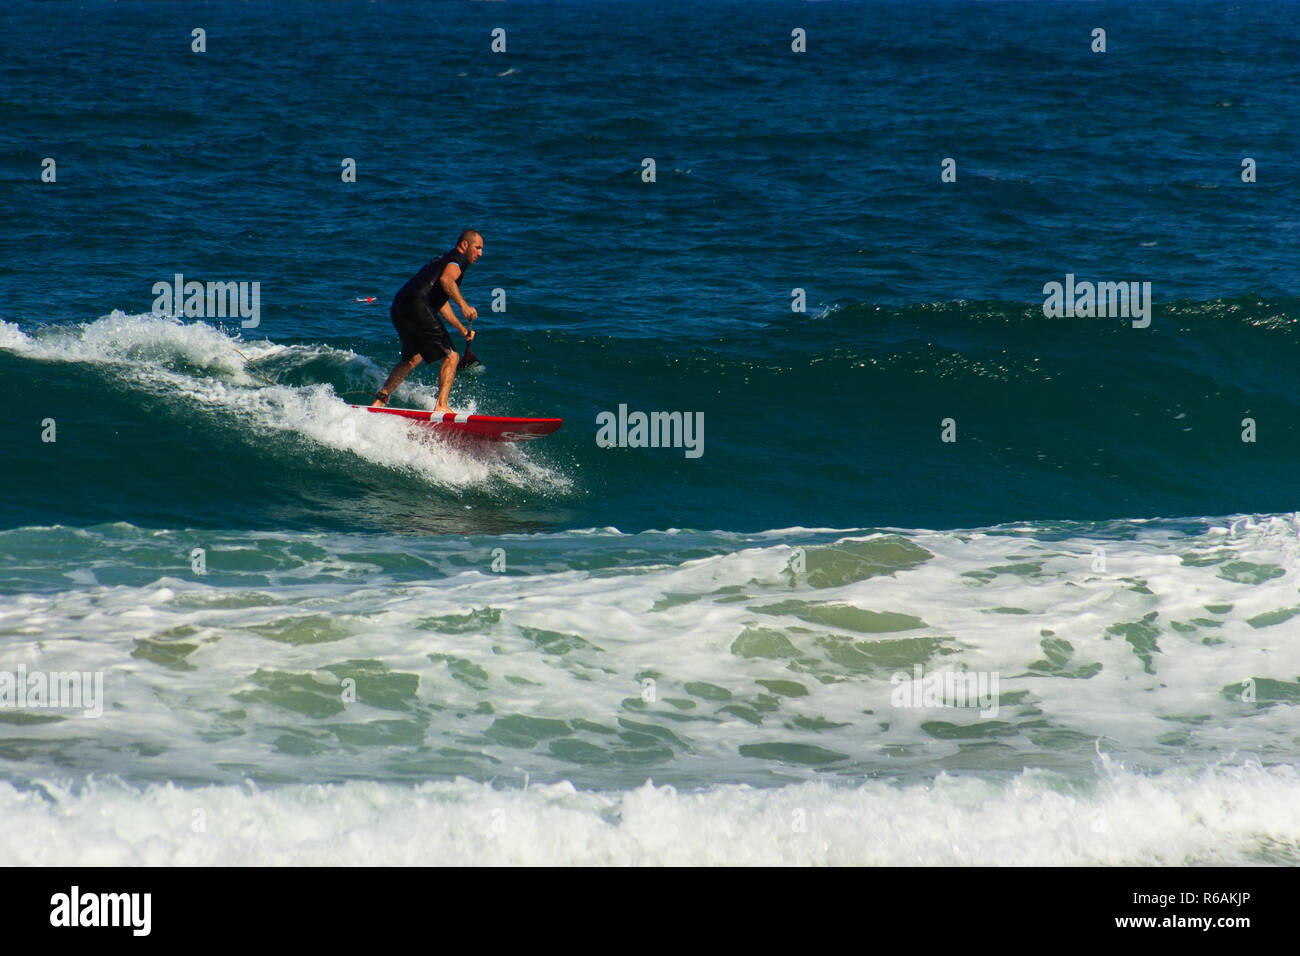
[390,248,470,362]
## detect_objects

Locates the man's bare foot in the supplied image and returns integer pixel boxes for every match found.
[433,406,455,415]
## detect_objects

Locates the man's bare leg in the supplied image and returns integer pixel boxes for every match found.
[371,355,422,406]
[433,350,460,413]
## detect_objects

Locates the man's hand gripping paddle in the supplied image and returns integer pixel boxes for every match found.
[461,326,480,370]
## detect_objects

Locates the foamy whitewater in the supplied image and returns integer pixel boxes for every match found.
[3,509,1300,864]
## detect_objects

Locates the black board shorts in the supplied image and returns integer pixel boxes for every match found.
[392,302,454,362]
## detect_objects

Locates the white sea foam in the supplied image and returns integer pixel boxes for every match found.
[2,763,1298,866]
[1,518,1298,795]
[0,319,34,351]
[2,517,1300,864]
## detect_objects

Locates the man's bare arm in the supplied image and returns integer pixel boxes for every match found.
[439,302,473,338]
[438,263,477,321]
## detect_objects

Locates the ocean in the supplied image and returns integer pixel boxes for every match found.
[2,0,1299,865]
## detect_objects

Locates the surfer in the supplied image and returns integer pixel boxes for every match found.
[372,229,483,413]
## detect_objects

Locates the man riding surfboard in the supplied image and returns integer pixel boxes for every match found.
[372,229,483,413]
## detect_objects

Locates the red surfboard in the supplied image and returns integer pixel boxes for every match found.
[349,404,562,442]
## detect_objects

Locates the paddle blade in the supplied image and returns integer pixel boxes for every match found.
[461,346,480,370]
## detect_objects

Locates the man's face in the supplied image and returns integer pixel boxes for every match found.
[462,236,484,264]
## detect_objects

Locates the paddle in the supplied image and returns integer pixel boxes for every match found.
[461,327,479,370]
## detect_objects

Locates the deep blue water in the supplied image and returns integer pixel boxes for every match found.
[4,0,1299,534]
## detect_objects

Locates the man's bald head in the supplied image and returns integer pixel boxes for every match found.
[456,229,484,265]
